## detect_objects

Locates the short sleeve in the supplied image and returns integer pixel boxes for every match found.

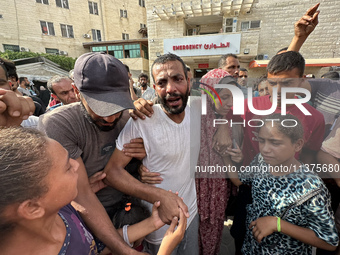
[116,118,141,151]
[38,112,82,159]
[304,187,339,246]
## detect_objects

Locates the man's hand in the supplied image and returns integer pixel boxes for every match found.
[249,216,277,243]
[139,164,163,185]
[123,138,147,160]
[158,208,187,255]
[288,3,320,52]
[0,89,35,127]
[294,3,320,38]
[129,98,154,120]
[88,171,107,193]
[157,189,189,224]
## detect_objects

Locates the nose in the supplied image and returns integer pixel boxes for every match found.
[261,142,271,154]
[165,80,177,94]
[69,90,76,99]
[103,113,120,123]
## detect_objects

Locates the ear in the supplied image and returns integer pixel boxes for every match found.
[294,138,304,153]
[72,83,81,100]
[17,200,45,220]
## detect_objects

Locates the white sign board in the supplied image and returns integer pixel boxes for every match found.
[163,34,241,57]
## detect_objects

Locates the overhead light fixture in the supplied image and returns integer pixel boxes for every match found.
[156,52,161,57]
[244,48,250,54]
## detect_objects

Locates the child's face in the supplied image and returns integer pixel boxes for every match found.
[39,139,79,211]
[258,123,302,167]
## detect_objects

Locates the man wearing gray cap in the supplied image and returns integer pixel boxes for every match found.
[38,52,174,254]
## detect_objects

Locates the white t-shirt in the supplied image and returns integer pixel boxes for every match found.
[116,97,201,244]
[21,115,39,129]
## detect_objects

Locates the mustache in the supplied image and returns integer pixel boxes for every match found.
[164,92,181,100]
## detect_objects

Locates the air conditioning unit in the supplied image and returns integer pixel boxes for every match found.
[83,33,91,39]
[20,47,30,52]
[255,54,264,60]
[59,51,68,56]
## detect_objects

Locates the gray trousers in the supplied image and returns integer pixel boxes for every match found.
[144,213,199,255]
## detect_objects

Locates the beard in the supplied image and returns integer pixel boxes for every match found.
[158,86,189,115]
[80,102,122,132]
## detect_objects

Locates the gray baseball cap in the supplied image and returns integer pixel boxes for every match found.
[74,52,134,117]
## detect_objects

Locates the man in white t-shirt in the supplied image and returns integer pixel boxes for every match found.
[104,53,200,255]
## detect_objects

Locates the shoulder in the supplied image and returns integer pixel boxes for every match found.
[39,103,83,131]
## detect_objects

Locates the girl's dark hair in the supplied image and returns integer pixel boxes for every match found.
[112,195,150,228]
[0,127,51,234]
[260,113,304,143]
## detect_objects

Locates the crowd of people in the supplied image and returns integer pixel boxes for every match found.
[0,2,339,255]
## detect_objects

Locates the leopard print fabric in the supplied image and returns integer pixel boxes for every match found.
[239,154,339,254]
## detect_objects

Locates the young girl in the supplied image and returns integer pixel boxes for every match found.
[225,113,338,254]
[0,127,186,255]
[112,195,153,251]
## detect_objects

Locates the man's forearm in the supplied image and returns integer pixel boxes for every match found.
[104,162,162,203]
[287,35,307,52]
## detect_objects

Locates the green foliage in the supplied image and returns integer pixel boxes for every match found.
[0,51,76,71]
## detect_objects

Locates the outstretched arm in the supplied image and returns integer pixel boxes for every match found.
[158,208,187,255]
[288,3,320,52]
[104,148,189,224]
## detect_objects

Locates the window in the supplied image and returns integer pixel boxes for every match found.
[3,44,20,52]
[46,48,59,54]
[139,0,145,7]
[92,46,106,52]
[92,29,101,41]
[124,44,140,58]
[40,21,55,35]
[36,0,49,4]
[241,20,261,31]
[89,1,98,15]
[60,24,74,38]
[56,0,69,8]
[108,45,123,59]
[140,23,146,29]
[141,44,148,59]
[120,9,127,18]
[122,33,129,40]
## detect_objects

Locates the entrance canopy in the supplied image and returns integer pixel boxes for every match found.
[14,57,69,82]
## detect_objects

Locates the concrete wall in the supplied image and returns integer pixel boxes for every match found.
[0,0,147,58]
[146,0,340,78]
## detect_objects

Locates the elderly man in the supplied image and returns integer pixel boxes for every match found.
[47,75,78,111]
[218,53,240,79]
